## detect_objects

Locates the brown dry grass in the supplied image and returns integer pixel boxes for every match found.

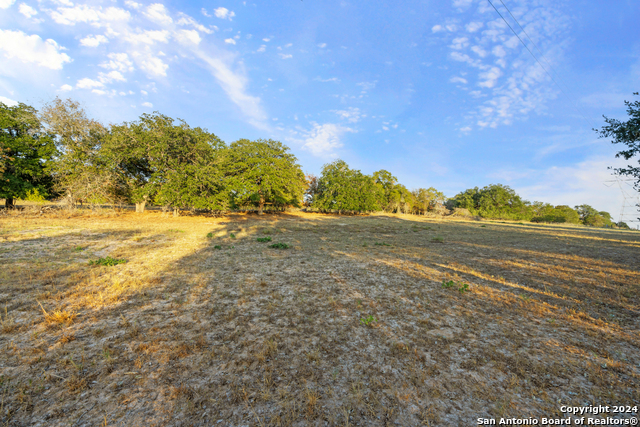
[0,209,639,426]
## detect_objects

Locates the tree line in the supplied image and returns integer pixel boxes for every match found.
[0,98,632,229]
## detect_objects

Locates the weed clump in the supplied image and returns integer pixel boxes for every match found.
[269,243,289,249]
[89,256,127,266]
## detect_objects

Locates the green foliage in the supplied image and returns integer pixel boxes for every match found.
[596,92,640,192]
[450,184,531,220]
[531,204,580,224]
[313,159,381,212]
[442,280,470,293]
[441,280,456,288]
[256,237,272,242]
[89,256,127,266]
[458,283,470,294]
[360,315,377,326]
[106,112,228,213]
[269,242,289,249]
[225,138,306,214]
[0,102,56,207]
[40,98,116,205]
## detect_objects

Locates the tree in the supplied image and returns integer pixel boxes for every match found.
[313,160,381,213]
[412,187,446,215]
[596,92,640,191]
[40,98,115,206]
[106,113,227,215]
[0,102,56,207]
[226,139,305,215]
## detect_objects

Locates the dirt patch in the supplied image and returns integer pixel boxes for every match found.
[0,211,638,426]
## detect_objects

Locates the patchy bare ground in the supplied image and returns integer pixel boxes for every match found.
[0,209,639,426]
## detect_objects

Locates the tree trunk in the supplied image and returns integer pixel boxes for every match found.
[258,193,265,215]
[173,208,179,217]
[5,197,14,208]
[135,200,146,213]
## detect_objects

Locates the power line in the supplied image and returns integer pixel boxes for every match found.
[485,0,596,128]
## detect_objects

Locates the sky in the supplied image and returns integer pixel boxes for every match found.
[1,0,639,225]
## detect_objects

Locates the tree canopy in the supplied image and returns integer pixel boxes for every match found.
[225,139,305,214]
[0,102,55,207]
[596,92,640,191]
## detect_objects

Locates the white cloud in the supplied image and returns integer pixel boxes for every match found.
[125,30,170,45]
[466,22,483,33]
[0,0,15,9]
[145,3,172,25]
[80,34,108,47]
[213,7,234,20]
[76,78,104,89]
[139,56,168,76]
[333,107,363,123]
[224,38,236,45]
[18,3,37,18]
[453,0,473,10]
[0,30,71,69]
[60,84,73,91]
[177,13,214,34]
[50,5,130,26]
[0,96,18,106]
[142,101,153,107]
[450,76,468,84]
[302,123,353,156]
[278,53,292,59]
[175,29,201,45]
[124,0,140,9]
[99,52,134,72]
[450,37,469,50]
[99,70,126,83]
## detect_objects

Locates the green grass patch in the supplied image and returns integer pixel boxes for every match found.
[269,243,289,249]
[89,256,127,266]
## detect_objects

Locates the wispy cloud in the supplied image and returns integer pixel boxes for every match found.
[435,0,572,130]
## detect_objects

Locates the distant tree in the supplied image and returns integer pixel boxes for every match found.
[226,139,305,214]
[412,187,446,215]
[106,113,227,215]
[372,169,398,211]
[450,184,529,220]
[0,102,56,207]
[314,160,381,213]
[304,173,319,206]
[596,92,640,191]
[40,98,115,206]
[531,205,580,224]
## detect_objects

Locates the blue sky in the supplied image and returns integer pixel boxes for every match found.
[1,0,639,224]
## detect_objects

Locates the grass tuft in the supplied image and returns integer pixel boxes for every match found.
[89,256,127,266]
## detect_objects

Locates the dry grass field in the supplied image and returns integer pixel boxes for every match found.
[0,209,639,426]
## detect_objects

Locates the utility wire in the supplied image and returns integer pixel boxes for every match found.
[486,0,596,129]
